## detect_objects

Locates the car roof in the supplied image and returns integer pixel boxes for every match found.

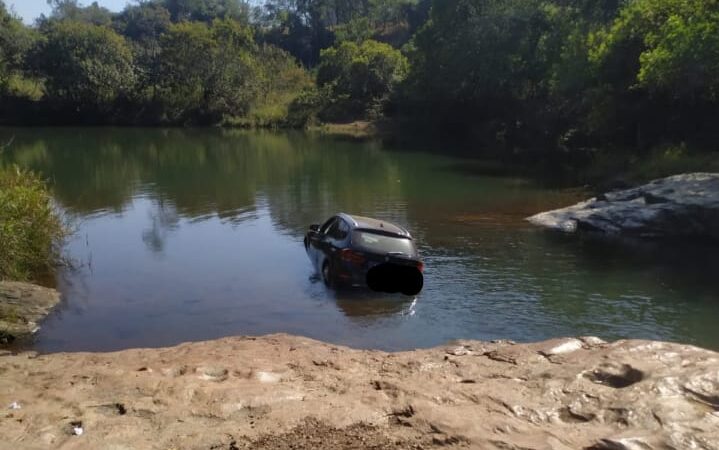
[337,213,412,238]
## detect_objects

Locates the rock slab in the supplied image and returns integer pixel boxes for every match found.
[527,173,719,239]
[0,282,61,343]
[0,334,717,449]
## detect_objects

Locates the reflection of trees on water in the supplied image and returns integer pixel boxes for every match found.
[2,128,410,238]
[142,198,180,254]
[526,232,719,346]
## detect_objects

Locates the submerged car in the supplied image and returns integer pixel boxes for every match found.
[304,213,424,296]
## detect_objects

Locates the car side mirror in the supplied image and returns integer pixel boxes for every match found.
[309,224,320,232]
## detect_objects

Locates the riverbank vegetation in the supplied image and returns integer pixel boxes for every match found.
[1,0,718,164]
[0,164,65,281]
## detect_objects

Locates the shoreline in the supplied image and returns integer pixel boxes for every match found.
[306,121,383,140]
[2,333,717,449]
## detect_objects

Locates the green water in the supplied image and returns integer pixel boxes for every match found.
[2,127,718,352]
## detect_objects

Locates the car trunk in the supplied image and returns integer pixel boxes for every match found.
[364,252,424,296]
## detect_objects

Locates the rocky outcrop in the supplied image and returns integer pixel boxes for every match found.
[528,173,719,239]
[1,334,717,449]
[0,282,61,344]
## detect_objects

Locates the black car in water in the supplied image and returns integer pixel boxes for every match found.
[304,213,424,296]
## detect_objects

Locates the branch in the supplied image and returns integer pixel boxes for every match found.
[0,135,15,153]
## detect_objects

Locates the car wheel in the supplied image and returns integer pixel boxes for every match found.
[322,261,333,287]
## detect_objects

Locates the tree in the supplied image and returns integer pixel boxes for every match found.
[256,0,336,66]
[163,0,250,23]
[113,2,172,42]
[257,0,427,65]
[333,17,374,44]
[368,0,416,29]
[317,39,408,118]
[112,2,172,103]
[45,0,113,26]
[408,0,556,106]
[32,20,135,106]
[591,0,719,101]
[157,19,259,122]
[400,0,630,149]
[0,2,34,90]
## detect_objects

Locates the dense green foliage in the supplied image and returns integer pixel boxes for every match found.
[0,165,65,281]
[316,40,408,119]
[256,0,429,65]
[0,0,717,153]
[0,0,309,126]
[592,0,719,97]
[156,19,256,123]
[402,0,719,152]
[0,3,40,98]
[32,20,135,105]
[44,0,114,26]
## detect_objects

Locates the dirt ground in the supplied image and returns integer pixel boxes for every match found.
[1,334,718,449]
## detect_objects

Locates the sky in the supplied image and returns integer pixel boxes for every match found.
[8,0,131,24]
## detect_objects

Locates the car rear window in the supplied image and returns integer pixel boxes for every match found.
[352,230,416,256]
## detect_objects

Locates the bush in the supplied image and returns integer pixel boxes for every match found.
[0,165,65,281]
[31,20,136,106]
[317,40,409,120]
[286,86,331,128]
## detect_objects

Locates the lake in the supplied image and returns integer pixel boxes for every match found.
[2,127,718,352]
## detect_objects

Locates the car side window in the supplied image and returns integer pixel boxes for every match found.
[326,221,341,240]
[336,219,350,240]
[328,219,349,243]
[319,217,336,235]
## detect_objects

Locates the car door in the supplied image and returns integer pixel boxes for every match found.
[320,219,342,265]
[323,218,352,267]
[310,217,337,268]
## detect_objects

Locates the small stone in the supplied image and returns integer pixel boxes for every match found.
[593,437,652,450]
[161,366,187,378]
[255,371,282,384]
[197,366,228,382]
[446,347,471,356]
[580,336,607,346]
[541,339,583,356]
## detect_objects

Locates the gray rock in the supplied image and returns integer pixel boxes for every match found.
[0,281,61,343]
[527,173,719,239]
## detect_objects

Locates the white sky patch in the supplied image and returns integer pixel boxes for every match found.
[9,0,131,24]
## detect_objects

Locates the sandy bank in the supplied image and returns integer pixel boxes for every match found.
[1,334,717,449]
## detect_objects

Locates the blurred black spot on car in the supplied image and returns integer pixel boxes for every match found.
[304,213,424,296]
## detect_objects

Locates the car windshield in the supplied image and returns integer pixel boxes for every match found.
[352,230,416,256]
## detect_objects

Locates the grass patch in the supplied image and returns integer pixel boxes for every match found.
[223,91,302,128]
[0,165,66,282]
[578,144,719,190]
[308,121,378,139]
